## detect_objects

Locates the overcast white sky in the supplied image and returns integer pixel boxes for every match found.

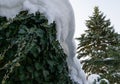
[70,0,120,38]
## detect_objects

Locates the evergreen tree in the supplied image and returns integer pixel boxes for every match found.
[77,6,120,83]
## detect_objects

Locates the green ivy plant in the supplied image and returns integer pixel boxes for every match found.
[0,11,72,84]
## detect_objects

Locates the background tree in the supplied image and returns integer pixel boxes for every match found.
[77,6,120,83]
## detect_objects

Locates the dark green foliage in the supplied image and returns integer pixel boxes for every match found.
[0,11,72,84]
[77,7,120,83]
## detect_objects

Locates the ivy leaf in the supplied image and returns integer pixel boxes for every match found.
[47,60,54,72]
[26,66,33,73]
[34,71,39,78]
[30,44,40,58]
[43,70,49,80]
[35,29,44,38]
[18,28,26,34]
[19,73,25,81]
[35,62,41,71]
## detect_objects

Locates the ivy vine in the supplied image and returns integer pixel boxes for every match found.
[0,11,72,84]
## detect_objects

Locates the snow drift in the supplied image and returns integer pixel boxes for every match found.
[0,0,87,83]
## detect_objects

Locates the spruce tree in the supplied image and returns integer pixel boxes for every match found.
[77,6,120,83]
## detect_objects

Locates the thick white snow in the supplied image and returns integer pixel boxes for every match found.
[99,78,109,84]
[0,0,87,84]
[88,74,101,84]
[88,74,110,84]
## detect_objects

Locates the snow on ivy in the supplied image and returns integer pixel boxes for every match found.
[0,0,87,84]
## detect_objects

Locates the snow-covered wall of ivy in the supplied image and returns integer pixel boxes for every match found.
[0,0,87,83]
